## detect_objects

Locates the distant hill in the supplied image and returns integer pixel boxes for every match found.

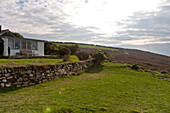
[52,42,170,73]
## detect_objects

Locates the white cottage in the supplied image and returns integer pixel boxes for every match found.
[0,29,44,56]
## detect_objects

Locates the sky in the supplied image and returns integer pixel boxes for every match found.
[0,0,170,56]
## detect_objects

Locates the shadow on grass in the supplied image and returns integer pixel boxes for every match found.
[0,87,22,93]
[85,64,104,73]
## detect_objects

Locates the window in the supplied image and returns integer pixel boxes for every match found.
[14,40,20,49]
[27,42,31,49]
[21,41,26,49]
[8,39,14,49]
[32,42,37,50]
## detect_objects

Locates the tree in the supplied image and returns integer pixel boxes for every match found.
[58,46,71,57]
[92,52,107,65]
[69,44,79,54]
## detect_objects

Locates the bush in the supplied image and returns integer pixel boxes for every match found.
[62,55,70,62]
[58,46,71,57]
[92,52,106,65]
[69,44,79,54]
[75,51,90,60]
[131,64,140,70]
[44,41,58,55]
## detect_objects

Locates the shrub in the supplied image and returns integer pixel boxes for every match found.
[69,44,79,54]
[75,51,90,60]
[58,46,71,57]
[44,41,58,55]
[131,64,140,70]
[92,52,107,65]
[62,55,70,62]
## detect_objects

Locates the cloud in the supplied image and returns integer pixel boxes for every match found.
[116,1,170,45]
[0,0,170,56]
[0,0,103,44]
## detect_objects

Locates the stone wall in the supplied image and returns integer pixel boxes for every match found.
[0,60,94,88]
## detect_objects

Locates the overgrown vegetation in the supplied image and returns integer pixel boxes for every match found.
[0,62,169,112]
[92,52,107,65]
[44,41,118,55]
[58,46,71,57]
[55,42,118,51]
[44,41,58,55]
[12,32,24,38]
[68,44,79,54]
[44,42,80,60]
[130,64,170,79]
[75,51,90,61]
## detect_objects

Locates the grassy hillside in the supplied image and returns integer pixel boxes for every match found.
[55,42,170,73]
[0,55,79,67]
[0,62,169,113]
[55,42,118,51]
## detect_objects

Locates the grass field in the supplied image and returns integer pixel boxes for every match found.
[55,43,118,51]
[0,62,169,113]
[0,55,79,67]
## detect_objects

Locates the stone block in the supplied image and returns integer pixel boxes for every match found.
[46,70,50,73]
[13,82,22,85]
[5,73,10,77]
[2,79,7,83]
[1,83,5,88]
[16,85,21,88]
[29,74,34,77]
[4,69,7,74]
[42,79,48,82]
[7,76,13,80]
[7,69,12,73]
[5,83,11,87]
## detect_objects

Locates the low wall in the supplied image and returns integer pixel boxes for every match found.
[0,60,94,88]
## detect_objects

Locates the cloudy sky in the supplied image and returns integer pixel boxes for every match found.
[0,0,170,56]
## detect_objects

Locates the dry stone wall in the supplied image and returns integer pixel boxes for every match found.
[0,60,94,88]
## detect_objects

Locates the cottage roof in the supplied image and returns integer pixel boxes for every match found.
[1,29,45,42]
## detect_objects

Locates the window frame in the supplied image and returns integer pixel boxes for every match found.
[27,41,32,50]
[32,41,37,50]
[21,41,26,49]
[14,39,20,49]
[8,38,14,49]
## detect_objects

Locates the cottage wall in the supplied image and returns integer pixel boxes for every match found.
[1,37,45,56]
[38,42,44,56]
[10,49,20,56]
[2,37,8,56]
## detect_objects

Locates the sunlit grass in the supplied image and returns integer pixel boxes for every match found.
[0,62,169,113]
[55,42,118,51]
[0,55,79,67]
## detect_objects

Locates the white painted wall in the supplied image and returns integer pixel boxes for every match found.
[2,37,20,56]
[38,42,44,56]
[10,49,20,56]
[2,37,8,56]
[2,37,44,56]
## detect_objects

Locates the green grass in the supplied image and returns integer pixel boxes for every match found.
[0,55,79,67]
[123,50,129,55]
[55,43,118,51]
[0,62,170,113]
